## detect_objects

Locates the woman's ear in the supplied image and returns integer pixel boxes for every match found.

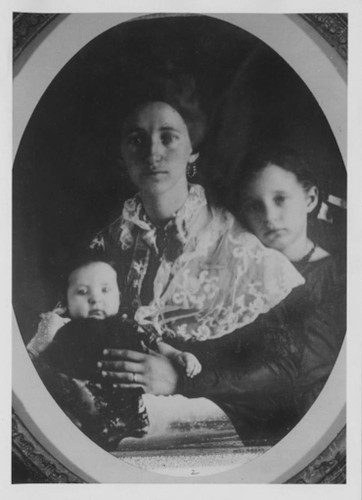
[306,186,319,213]
[189,151,199,164]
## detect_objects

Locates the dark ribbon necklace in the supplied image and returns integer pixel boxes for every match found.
[297,241,316,268]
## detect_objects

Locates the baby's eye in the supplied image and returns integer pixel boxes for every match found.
[76,288,87,296]
[160,131,178,146]
[102,286,110,293]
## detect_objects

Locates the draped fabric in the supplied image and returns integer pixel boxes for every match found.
[90,184,304,341]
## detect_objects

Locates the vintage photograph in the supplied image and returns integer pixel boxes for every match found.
[12,12,347,482]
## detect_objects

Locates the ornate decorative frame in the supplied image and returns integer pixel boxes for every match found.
[12,13,347,484]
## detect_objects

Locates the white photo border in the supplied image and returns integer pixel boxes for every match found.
[12,11,348,486]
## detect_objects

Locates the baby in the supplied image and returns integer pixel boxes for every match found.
[30,256,201,375]
[29,253,201,449]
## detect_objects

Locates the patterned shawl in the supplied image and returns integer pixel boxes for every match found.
[90,184,305,341]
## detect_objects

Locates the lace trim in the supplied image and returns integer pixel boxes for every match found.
[90,184,305,341]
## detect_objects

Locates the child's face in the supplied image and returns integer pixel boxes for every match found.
[240,164,317,257]
[67,262,120,320]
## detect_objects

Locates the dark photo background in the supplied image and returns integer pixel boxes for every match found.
[13,15,346,343]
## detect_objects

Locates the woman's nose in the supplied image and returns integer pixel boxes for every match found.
[147,137,163,162]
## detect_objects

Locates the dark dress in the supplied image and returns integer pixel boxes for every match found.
[174,253,346,444]
[34,314,158,450]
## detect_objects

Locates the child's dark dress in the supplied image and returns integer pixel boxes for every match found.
[174,252,346,444]
[35,315,158,450]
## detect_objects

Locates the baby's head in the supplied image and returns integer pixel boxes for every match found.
[65,255,120,320]
[237,148,321,258]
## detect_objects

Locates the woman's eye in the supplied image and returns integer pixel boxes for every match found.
[161,132,178,146]
[126,134,143,148]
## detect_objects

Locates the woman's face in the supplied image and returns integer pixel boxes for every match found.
[240,164,317,257]
[120,102,198,197]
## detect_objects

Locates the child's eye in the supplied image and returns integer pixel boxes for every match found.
[76,288,87,296]
[102,286,110,293]
[274,195,286,206]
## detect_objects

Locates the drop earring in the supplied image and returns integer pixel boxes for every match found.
[187,161,198,179]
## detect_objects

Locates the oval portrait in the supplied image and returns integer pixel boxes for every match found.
[13,12,346,483]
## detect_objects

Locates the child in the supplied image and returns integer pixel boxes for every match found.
[30,253,201,450]
[235,148,346,413]
[172,148,346,442]
[237,149,325,262]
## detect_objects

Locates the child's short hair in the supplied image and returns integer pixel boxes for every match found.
[58,247,120,305]
[235,146,323,218]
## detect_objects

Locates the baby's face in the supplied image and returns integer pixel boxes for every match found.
[67,262,120,320]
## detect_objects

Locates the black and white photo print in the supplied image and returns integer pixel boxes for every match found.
[12,11,348,484]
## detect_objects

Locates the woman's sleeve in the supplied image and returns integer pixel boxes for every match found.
[174,285,304,365]
[176,287,304,398]
[178,273,343,402]
[178,354,300,399]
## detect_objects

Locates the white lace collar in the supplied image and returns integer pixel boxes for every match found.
[120,184,208,251]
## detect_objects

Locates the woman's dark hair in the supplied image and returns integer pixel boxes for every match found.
[233,146,324,220]
[118,72,207,152]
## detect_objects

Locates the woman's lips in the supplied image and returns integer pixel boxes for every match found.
[141,171,168,182]
[142,170,167,176]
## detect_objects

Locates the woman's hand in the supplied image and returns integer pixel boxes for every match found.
[98,349,179,396]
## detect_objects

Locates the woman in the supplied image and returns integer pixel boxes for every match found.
[29,76,305,447]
